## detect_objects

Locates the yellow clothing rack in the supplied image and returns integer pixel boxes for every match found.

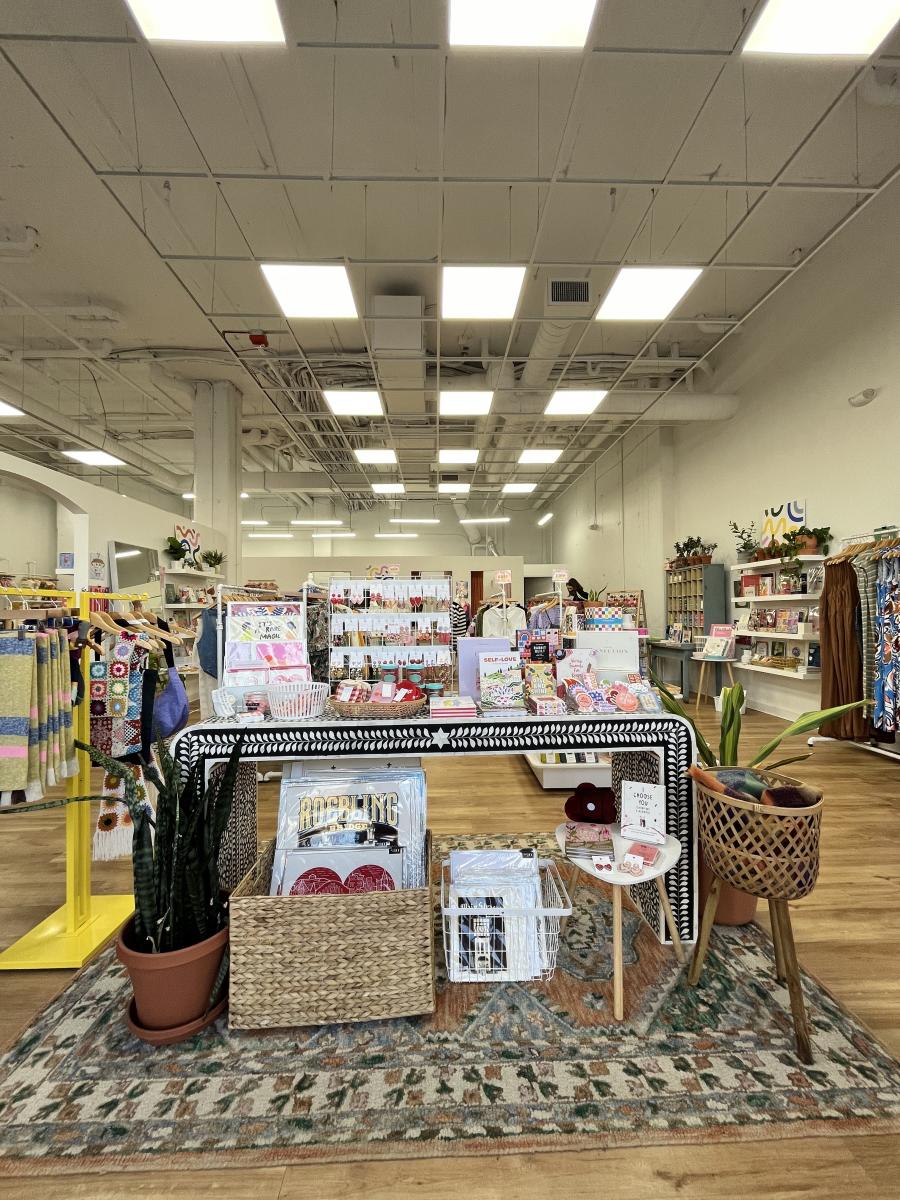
[0,590,148,970]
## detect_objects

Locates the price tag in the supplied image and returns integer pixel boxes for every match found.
[552,568,569,583]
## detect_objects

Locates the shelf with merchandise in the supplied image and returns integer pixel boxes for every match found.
[734,662,821,681]
[729,555,825,572]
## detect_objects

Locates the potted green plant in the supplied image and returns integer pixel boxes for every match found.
[671,541,688,569]
[164,535,187,562]
[699,541,717,565]
[681,536,704,565]
[201,549,226,571]
[784,525,831,555]
[650,673,865,924]
[2,735,244,1043]
[728,521,758,563]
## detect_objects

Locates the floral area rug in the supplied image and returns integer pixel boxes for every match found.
[1,833,899,1176]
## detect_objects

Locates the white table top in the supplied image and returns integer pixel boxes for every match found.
[691,654,737,662]
[555,821,682,887]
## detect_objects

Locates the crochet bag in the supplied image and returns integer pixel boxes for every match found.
[153,666,189,739]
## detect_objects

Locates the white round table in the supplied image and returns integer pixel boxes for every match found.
[555,821,685,1020]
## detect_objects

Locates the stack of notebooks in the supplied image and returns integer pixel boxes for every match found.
[429,693,477,717]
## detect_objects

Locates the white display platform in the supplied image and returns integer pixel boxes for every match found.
[524,751,612,790]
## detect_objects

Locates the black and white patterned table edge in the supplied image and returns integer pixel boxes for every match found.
[172,714,698,944]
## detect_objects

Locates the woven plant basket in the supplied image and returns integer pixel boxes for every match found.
[329,697,427,720]
[228,835,435,1029]
[694,767,822,902]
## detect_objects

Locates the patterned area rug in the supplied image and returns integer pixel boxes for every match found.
[1,833,899,1177]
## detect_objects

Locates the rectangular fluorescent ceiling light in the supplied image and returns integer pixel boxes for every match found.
[438,448,479,464]
[248,532,293,540]
[439,391,493,417]
[115,549,141,559]
[518,448,562,464]
[290,519,343,527]
[260,264,358,319]
[544,390,607,416]
[181,492,195,500]
[354,448,397,464]
[240,491,249,498]
[324,389,383,417]
[596,267,702,321]
[241,519,269,527]
[449,0,597,47]
[459,517,511,525]
[0,400,24,416]
[438,482,471,494]
[63,449,125,466]
[389,518,440,524]
[537,513,553,526]
[312,531,357,539]
[125,0,285,42]
[372,483,405,494]
[442,266,526,319]
[374,532,418,539]
[502,482,537,494]
[744,0,900,55]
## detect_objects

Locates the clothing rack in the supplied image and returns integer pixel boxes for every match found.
[810,529,900,765]
[0,589,149,971]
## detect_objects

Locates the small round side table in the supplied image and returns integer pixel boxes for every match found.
[555,822,684,1020]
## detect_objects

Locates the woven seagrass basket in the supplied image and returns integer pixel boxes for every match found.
[693,767,822,902]
[329,697,427,720]
[228,834,434,1029]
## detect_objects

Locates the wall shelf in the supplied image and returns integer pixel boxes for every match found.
[736,594,821,604]
[730,555,825,572]
[738,630,819,641]
[734,662,821,681]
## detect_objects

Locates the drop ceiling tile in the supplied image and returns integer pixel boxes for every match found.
[441,185,538,261]
[223,180,367,259]
[169,259,278,317]
[671,58,858,184]
[287,0,443,44]
[355,183,439,260]
[0,0,128,37]
[784,79,900,188]
[130,178,248,258]
[535,185,653,263]
[720,190,859,265]
[565,55,723,179]
[594,0,746,51]
[332,52,440,175]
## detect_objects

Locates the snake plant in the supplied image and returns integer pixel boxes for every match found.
[1,736,244,954]
[649,671,867,771]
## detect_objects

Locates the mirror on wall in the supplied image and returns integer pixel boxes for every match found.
[108,542,160,591]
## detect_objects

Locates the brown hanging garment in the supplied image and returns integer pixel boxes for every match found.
[820,560,868,738]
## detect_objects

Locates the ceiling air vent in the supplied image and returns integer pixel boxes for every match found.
[548,279,590,305]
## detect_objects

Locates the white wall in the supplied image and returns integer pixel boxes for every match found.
[0,478,58,574]
[547,182,900,718]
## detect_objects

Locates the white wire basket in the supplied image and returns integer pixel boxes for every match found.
[267,681,329,721]
[440,857,572,983]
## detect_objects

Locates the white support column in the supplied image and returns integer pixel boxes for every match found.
[193,381,242,579]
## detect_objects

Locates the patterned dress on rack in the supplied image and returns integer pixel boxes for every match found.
[874,554,900,732]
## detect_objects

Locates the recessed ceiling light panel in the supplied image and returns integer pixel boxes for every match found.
[502,482,537,493]
[354,448,397,464]
[518,448,562,464]
[372,483,406,494]
[442,265,526,319]
[438,448,480,464]
[596,267,702,321]
[439,391,494,417]
[389,518,441,524]
[544,390,607,416]
[0,400,24,417]
[125,0,286,43]
[324,389,383,417]
[438,482,471,494]
[63,449,125,466]
[744,0,900,55]
[261,264,358,319]
[449,0,597,48]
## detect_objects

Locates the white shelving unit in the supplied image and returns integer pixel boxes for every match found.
[729,555,825,573]
[525,752,612,791]
[734,663,821,680]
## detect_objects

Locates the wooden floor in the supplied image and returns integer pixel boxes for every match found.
[0,708,898,1199]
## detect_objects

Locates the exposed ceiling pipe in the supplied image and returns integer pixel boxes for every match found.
[1,339,113,362]
[594,392,739,421]
[146,362,194,410]
[452,497,480,546]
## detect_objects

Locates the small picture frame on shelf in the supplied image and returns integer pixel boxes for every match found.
[754,639,770,658]
[772,640,786,658]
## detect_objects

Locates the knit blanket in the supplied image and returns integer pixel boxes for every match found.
[0,636,35,796]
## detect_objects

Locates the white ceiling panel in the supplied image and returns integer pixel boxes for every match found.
[534,185,653,262]
[108,177,248,258]
[221,181,367,260]
[566,54,723,178]
[441,185,539,261]
[671,58,858,183]
[284,0,444,45]
[443,58,576,178]
[594,0,746,51]
[721,191,859,265]
[664,267,791,323]
[0,1,128,37]
[332,53,440,175]
[784,78,900,188]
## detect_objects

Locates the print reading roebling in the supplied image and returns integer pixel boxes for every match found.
[297,790,400,833]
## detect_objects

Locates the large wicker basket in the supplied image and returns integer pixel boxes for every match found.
[694,767,822,901]
[228,835,435,1029]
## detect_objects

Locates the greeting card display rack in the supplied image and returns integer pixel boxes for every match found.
[729,556,824,683]
[328,576,453,689]
[0,588,145,971]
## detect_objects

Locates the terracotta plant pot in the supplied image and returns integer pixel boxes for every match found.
[698,856,758,926]
[793,535,818,552]
[754,547,771,561]
[117,916,228,1042]
[699,554,712,565]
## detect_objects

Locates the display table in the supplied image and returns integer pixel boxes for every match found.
[555,821,685,1019]
[649,640,695,700]
[173,712,699,944]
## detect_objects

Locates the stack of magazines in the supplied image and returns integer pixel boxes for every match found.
[270,767,427,896]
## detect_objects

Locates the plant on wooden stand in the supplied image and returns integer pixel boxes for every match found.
[649,672,865,923]
[1,734,244,1043]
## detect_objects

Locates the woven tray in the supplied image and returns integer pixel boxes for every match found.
[229,835,434,1029]
[329,697,427,720]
